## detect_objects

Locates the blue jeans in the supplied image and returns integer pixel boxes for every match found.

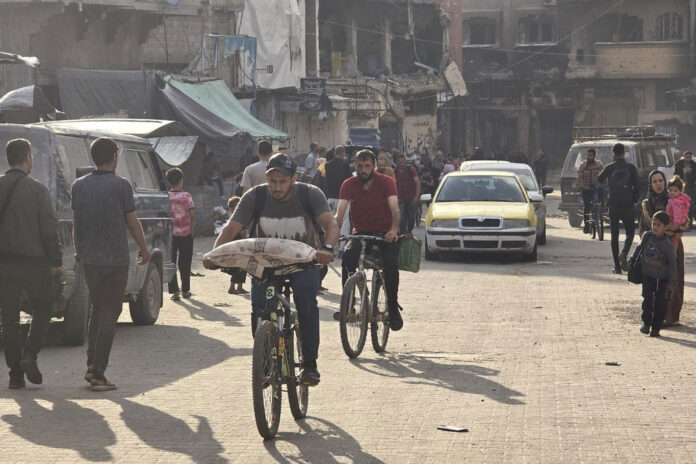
[251,267,320,362]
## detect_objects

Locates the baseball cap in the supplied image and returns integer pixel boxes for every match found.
[266,153,297,176]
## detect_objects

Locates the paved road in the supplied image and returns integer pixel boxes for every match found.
[1,193,696,463]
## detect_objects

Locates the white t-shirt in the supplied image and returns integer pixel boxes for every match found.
[240,160,268,188]
[305,152,317,178]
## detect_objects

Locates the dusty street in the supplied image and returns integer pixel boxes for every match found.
[1,193,696,463]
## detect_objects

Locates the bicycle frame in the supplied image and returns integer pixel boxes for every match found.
[348,236,386,324]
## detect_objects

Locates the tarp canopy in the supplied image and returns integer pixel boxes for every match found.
[0,85,55,113]
[58,68,147,118]
[161,76,288,142]
[149,136,199,167]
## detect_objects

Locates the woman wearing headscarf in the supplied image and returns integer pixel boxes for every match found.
[640,170,685,325]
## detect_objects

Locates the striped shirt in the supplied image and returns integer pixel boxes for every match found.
[577,159,604,189]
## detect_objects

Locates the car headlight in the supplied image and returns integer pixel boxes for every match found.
[430,218,460,228]
[503,219,530,229]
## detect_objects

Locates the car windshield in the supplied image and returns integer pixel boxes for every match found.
[467,165,538,191]
[436,176,526,203]
[563,145,634,174]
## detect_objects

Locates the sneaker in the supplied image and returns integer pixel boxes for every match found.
[8,370,25,389]
[650,329,661,338]
[90,377,118,392]
[19,350,42,385]
[619,252,628,272]
[388,305,403,331]
[583,223,590,234]
[299,362,320,386]
[640,324,650,334]
[612,268,622,275]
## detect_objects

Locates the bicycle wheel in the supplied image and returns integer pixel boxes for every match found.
[596,203,605,241]
[252,320,281,439]
[339,273,369,358]
[287,321,309,419]
[370,274,390,353]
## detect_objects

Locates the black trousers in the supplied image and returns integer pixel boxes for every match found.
[642,276,668,331]
[582,189,594,224]
[84,264,129,380]
[169,235,193,293]
[399,200,417,234]
[0,259,53,372]
[609,207,635,270]
[341,237,400,312]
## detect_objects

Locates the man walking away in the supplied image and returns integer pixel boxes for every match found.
[577,149,604,233]
[394,153,421,234]
[241,140,274,193]
[598,143,640,274]
[304,142,319,181]
[325,145,353,238]
[72,137,151,392]
[533,149,548,186]
[0,139,64,389]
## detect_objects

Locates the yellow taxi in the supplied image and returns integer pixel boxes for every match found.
[422,170,538,261]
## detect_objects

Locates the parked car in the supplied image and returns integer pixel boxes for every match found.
[421,170,538,261]
[460,160,553,244]
[559,128,677,227]
[0,122,176,346]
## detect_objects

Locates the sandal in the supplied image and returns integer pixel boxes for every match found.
[84,366,93,383]
[182,292,192,299]
[90,378,118,392]
[171,293,180,301]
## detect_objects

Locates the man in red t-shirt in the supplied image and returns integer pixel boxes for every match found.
[335,149,404,330]
[394,153,421,234]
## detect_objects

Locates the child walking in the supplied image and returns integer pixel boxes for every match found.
[166,168,195,300]
[637,211,677,337]
[227,196,248,295]
[666,176,691,247]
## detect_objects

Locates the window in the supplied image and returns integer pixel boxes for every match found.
[518,15,554,44]
[656,13,685,41]
[55,135,91,190]
[469,19,497,45]
[124,149,157,190]
[639,148,655,169]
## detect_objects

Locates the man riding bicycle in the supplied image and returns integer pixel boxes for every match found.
[577,148,605,233]
[205,153,338,385]
[335,149,404,331]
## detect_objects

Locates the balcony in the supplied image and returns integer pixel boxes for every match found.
[593,41,691,79]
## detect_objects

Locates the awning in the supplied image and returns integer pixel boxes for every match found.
[162,76,289,142]
[0,85,55,113]
[149,136,199,167]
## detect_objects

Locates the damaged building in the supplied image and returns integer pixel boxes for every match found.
[448,0,696,165]
[250,0,464,155]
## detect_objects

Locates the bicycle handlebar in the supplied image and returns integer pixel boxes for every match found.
[340,233,408,242]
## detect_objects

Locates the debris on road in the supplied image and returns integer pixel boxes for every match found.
[213,303,231,307]
[437,425,469,433]
[604,361,621,366]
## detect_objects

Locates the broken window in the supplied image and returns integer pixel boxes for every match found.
[595,14,643,42]
[656,13,685,41]
[517,15,555,44]
[468,19,497,45]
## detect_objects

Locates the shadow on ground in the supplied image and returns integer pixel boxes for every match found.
[264,417,384,464]
[351,352,525,405]
[0,324,247,463]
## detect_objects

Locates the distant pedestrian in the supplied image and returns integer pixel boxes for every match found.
[377,154,396,182]
[0,138,64,389]
[304,142,319,181]
[635,211,676,338]
[598,143,640,274]
[241,140,273,193]
[394,153,421,234]
[226,196,248,295]
[533,149,548,186]
[198,152,224,197]
[471,147,485,160]
[72,137,151,392]
[166,167,195,301]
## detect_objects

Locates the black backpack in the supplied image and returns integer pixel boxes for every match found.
[608,165,634,206]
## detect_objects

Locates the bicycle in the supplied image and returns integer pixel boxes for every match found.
[224,263,314,440]
[338,234,391,358]
[584,184,606,241]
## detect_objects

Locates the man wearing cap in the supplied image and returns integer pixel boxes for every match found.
[206,153,338,386]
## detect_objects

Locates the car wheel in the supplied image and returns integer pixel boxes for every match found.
[524,243,538,262]
[539,223,547,245]
[568,213,583,228]
[129,263,162,325]
[63,266,90,346]
[424,235,439,261]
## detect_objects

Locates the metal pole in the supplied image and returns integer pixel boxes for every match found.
[162,10,170,67]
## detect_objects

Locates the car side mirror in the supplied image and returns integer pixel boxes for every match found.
[542,186,554,196]
[420,194,432,202]
[76,166,95,178]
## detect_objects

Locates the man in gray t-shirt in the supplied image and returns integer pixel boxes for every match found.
[71,137,150,392]
[206,153,338,386]
[241,139,273,193]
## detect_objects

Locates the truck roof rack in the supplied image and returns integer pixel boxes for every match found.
[573,126,677,143]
